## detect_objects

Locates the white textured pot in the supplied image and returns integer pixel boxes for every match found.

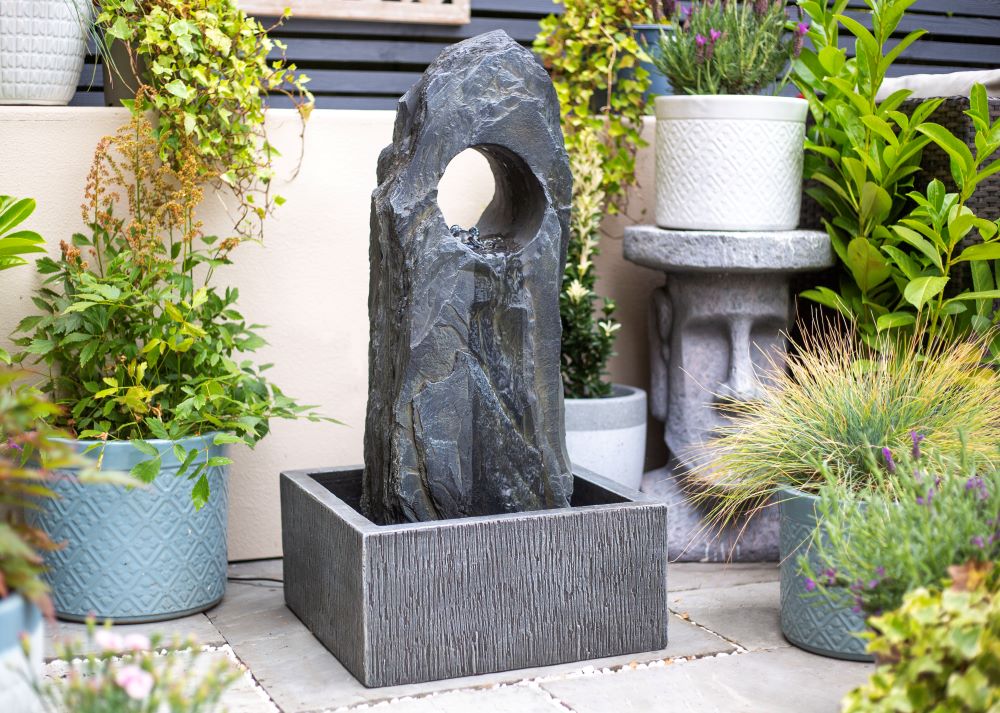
[0,0,92,105]
[564,384,647,491]
[655,95,808,231]
[0,594,43,712]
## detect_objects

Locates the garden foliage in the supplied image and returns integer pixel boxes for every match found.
[15,112,327,508]
[0,197,45,364]
[794,0,1000,353]
[842,562,999,713]
[802,441,1000,618]
[534,0,654,398]
[653,0,806,95]
[688,326,1000,524]
[95,0,313,242]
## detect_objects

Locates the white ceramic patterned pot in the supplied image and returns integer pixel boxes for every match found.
[564,384,647,491]
[655,95,808,231]
[0,0,92,105]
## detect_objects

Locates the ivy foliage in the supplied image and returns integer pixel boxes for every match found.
[95,0,313,242]
[534,0,656,398]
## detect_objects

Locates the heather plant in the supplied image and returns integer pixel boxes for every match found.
[801,439,1000,618]
[534,1,653,397]
[652,0,807,95]
[794,1,1000,352]
[34,618,240,712]
[688,326,1000,525]
[95,0,313,241]
[15,110,328,508]
[841,561,999,713]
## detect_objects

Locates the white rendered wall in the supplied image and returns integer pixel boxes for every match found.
[0,108,661,559]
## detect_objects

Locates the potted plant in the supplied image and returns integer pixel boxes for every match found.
[650,0,809,230]
[688,326,1000,660]
[14,105,326,623]
[795,442,999,662]
[632,2,675,101]
[535,3,652,490]
[93,0,312,243]
[0,0,91,105]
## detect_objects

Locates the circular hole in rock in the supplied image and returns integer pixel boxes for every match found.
[437,145,546,251]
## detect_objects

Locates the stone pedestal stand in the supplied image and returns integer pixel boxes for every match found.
[623,226,833,562]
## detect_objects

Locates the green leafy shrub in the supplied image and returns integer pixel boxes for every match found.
[35,618,240,711]
[802,441,1000,618]
[534,0,654,398]
[689,327,1000,524]
[653,0,806,95]
[15,111,327,508]
[0,196,45,365]
[842,562,999,713]
[794,1,1000,352]
[95,0,313,241]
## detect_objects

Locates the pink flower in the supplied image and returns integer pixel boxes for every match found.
[122,633,151,651]
[115,665,154,700]
[709,28,722,43]
[94,630,124,652]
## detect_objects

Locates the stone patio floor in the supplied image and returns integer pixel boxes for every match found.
[43,560,874,712]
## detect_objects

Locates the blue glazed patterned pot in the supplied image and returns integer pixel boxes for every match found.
[28,435,229,623]
[778,487,873,662]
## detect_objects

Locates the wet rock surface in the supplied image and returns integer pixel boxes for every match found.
[362,31,573,524]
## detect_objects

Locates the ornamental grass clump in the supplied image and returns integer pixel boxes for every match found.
[653,0,807,95]
[802,440,1000,619]
[688,327,1000,524]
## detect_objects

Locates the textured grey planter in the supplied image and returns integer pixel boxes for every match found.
[28,435,229,623]
[779,487,872,662]
[0,594,42,712]
[564,384,647,491]
[281,466,669,687]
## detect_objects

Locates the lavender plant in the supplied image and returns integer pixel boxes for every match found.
[801,437,1000,618]
[652,0,807,95]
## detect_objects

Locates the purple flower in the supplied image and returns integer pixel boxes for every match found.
[867,579,879,590]
[882,447,896,474]
[709,28,723,43]
[823,568,837,585]
[695,33,707,47]
[916,487,935,506]
[966,476,989,501]
[754,0,769,14]
[803,577,817,592]
[795,22,810,36]
[971,535,986,549]
[5,437,22,453]
[876,566,885,578]
[910,431,924,459]
[851,605,862,614]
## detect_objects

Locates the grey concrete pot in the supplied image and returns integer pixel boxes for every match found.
[0,593,42,712]
[778,487,873,662]
[281,466,669,687]
[564,384,647,491]
[27,435,229,623]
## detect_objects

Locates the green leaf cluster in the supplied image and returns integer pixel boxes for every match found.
[653,0,804,95]
[803,443,1000,618]
[533,0,655,398]
[842,563,1000,713]
[14,112,330,507]
[0,196,45,365]
[95,0,313,242]
[794,1,1000,352]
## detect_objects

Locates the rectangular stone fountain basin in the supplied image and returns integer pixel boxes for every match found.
[280,467,669,687]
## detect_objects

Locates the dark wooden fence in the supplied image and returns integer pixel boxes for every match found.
[72,0,1000,109]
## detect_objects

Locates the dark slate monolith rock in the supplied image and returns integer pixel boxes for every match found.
[362,31,574,524]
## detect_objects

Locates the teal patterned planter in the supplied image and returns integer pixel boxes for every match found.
[28,435,229,623]
[778,487,873,662]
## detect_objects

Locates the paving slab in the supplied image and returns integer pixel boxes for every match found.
[668,562,779,593]
[671,580,787,651]
[333,685,561,712]
[43,611,225,659]
[208,566,733,712]
[540,647,874,713]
